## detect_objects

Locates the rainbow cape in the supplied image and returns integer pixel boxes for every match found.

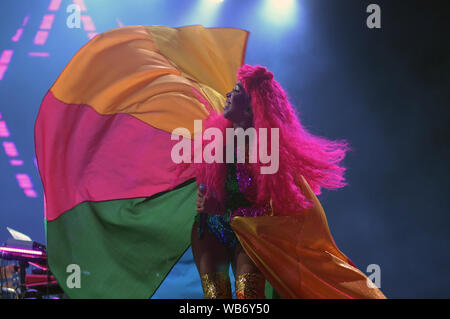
[34,25,386,299]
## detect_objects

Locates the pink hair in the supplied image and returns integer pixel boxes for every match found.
[178,65,350,215]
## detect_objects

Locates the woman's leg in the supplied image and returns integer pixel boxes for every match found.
[191,220,232,298]
[232,241,266,299]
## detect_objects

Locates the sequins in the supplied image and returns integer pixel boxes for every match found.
[225,162,252,212]
[200,272,232,299]
[236,162,252,193]
[229,206,267,220]
[235,272,266,299]
[195,161,269,248]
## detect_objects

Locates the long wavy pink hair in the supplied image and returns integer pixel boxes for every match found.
[180,64,350,216]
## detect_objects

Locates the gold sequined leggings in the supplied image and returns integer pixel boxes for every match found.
[200,272,266,299]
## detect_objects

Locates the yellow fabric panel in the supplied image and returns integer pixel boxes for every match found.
[146,25,248,97]
[231,176,387,299]
[50,25,248,137]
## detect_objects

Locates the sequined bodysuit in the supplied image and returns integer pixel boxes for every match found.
[194,161,270,248]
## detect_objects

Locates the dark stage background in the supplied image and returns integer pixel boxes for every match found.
[0,0,449,298]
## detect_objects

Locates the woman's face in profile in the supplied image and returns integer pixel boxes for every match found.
[224,81,252,125]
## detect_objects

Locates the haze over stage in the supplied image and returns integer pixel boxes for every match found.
[0,0,449,299]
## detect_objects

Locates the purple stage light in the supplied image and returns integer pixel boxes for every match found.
[16,174,33,189]
[81,15,96,31]
[3,141,19,157]
[0,50,14,64]
[28,52,50,57]
[24,189,38,198]
[29,262,48,271]
[48,0,62,12]
[10,159,24,166]
[34,31,49,45]
[22,14,30,26]
[39,14,55,30]
[0,65,8,80]
[11,28,24,42]
[0,121,10,137]
[0,246,43,256]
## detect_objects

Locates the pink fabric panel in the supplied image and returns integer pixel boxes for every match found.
[35,91,195,221]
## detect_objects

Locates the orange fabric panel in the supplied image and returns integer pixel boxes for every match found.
[50,25,249,137]
[231,176,387,299]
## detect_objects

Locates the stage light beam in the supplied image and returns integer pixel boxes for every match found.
[181,0,224,27]
[261,0,298,28]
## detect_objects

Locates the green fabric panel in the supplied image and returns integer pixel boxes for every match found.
[46,180,197,298]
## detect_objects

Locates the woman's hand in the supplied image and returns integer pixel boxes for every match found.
[196,183,223,214]
[196,188,207,213]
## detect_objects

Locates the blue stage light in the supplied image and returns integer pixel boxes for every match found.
[180,0,224,27]
[261,0,298,27]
